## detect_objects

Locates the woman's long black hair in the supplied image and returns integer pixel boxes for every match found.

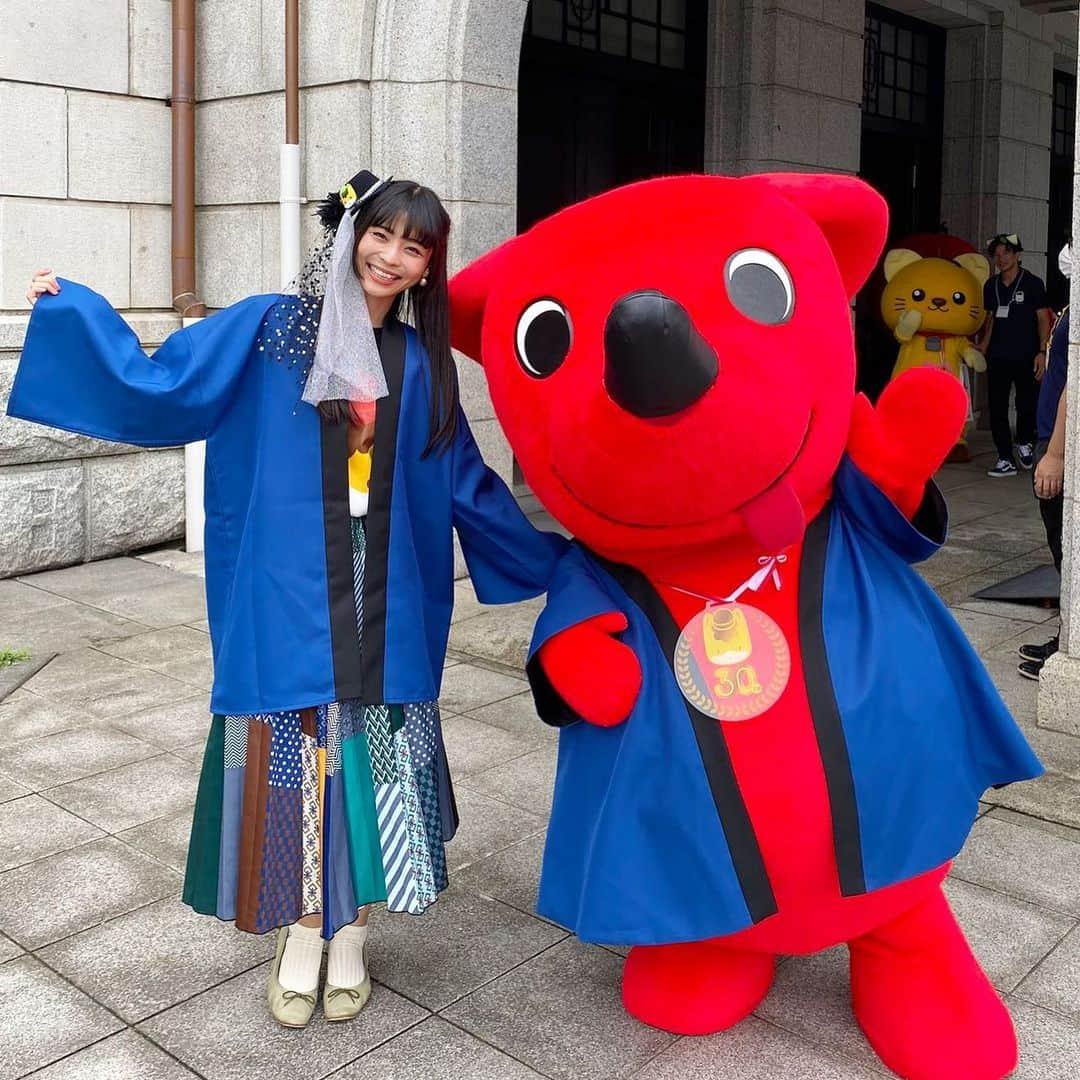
[315,180,458,455]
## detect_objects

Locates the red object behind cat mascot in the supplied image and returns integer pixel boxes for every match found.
[448,174,1040,1079]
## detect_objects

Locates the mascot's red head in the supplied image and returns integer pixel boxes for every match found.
[449,174,887,559]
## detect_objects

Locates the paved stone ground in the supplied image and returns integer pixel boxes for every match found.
[1,434,1079,1079]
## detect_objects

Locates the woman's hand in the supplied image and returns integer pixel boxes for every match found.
[26,269,60,306]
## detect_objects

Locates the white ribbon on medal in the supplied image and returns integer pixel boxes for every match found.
[723,554,788,603]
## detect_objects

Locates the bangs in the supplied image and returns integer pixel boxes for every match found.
[366,183,449,250]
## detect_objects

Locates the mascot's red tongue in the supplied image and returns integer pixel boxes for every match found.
[739,477,806,551]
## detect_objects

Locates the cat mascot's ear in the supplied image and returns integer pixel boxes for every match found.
[883,248,923,283]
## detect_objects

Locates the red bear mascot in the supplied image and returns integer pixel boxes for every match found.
[448,174,1042,1079]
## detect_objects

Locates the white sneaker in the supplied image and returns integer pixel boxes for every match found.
[987,459,1018,478]
[1016,443,1034,470]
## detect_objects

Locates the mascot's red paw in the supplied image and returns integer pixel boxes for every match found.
[849,890,1018,1080]
[847,368,968,519]
[623,941,775,1036]
[538,613,641,727]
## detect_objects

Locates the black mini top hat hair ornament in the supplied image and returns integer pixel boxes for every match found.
[316,169,392,232]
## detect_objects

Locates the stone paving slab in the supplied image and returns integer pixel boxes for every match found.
[443,937,677,1080]
[37,897,269,1024]
[138,964,428,1080]
[21,647,196,722]
[0,836,181,949]
[445,787,547,873]
[1014,924,1080,1025]
[441,712,547,779]
[42,752,199,833]
[93,694,213,750]
[459,745,557,817]
[333,1015,548,1079]
[366,886,566,1011]
[0,955,123,1080]
[0,792,104,871]
[116,810,196,874]
[1009,998,1080,1080]
[0,689,86,743]
[951,814,1080,916]
[0,931,24,963]
[438,660,529,715]
[27,1029,201,1080]
[0,725,160,791]
[466,689,559,743]
[943,877,1077,992]
[633,1015,887,1079]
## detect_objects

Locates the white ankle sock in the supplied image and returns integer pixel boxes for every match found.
[278,922,323,994]
[327,923,368,987]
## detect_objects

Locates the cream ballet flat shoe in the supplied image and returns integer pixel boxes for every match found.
[322,946,372,1022]
[267,928,318,1029]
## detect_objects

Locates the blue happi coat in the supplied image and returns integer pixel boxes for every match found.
[525,460,1043,946]
[9,281,565,714]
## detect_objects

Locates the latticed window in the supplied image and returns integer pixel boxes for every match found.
[526,0,691,70]
[1053,71,1076,161]
[863,4,936,126]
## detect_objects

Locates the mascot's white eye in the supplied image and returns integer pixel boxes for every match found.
[516,298,572,378]
[724,249,795,325]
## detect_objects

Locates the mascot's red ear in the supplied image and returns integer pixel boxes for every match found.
[448,236,518,363]
[748,173,889,298]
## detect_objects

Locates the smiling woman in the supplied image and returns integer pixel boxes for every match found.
[9,167,566,1031]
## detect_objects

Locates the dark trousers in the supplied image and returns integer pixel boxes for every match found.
[1033,440,1064,572]
[987,354,1037,459]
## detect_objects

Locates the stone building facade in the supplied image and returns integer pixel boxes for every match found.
[0,0,1078,577]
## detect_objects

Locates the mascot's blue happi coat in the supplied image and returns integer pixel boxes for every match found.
[525,461,1042,946]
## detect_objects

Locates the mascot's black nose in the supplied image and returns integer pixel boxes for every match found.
[604,290,718,418]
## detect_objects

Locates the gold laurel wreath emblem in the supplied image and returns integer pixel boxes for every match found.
[674,606,791,722]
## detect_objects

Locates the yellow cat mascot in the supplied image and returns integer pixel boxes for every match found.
[880,249,990,460]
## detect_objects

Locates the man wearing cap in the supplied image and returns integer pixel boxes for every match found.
[976,235,1052,478]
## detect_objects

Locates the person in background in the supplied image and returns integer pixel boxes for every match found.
[1018,242,1071,680]
[977,234,1051,478]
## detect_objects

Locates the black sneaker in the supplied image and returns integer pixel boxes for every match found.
[1017,659,1043,681]
[987,459,1018,478]
[1018,637,1058,662]
[1016,443,1035,470]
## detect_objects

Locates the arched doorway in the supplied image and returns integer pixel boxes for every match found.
[517,1,708,233]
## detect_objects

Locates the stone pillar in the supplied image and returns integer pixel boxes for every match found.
[944,13,1054,278]
[370,0,528,489]
[707,0,864,176]
[1038,56,1080,736]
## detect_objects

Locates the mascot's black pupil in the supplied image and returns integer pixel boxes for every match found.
[523,311,570,376]
[912,288,926,301]
[727,264,789,324]
[953,292,965,304]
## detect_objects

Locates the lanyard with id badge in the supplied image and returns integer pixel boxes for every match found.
[995,269,1025,319]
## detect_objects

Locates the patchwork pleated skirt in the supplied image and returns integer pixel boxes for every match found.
[182,519,457,938]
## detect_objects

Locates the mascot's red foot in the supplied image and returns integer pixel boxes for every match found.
[622,941,775,1036]
[849,888,1017,1080]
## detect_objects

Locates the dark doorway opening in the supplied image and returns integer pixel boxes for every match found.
[855,4,946,399]
[517,0,708,234]
[1047,69,1075,313]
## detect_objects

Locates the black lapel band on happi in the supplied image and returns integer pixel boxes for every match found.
[798,510,866,896]
[358,319,406,704]
[586,547,778,924]
[321,412,364,702]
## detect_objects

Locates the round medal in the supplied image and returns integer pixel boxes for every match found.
[674,602,791,721]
